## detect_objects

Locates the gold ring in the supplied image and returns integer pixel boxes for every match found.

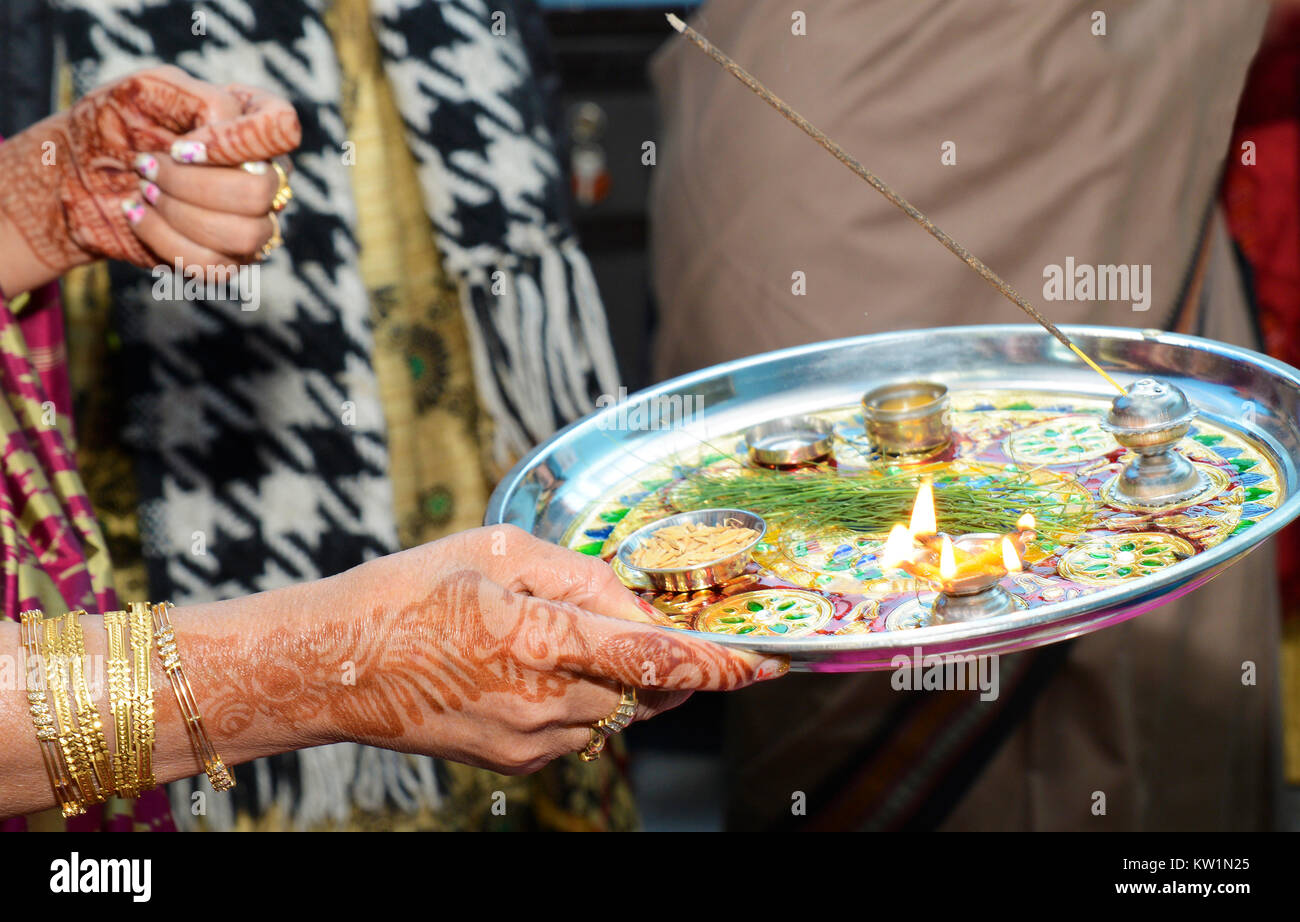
[270,160,293,212]
[578,687,638,762]
[257,212,283,262]
[579,727,606,762]
[597,686,638,737]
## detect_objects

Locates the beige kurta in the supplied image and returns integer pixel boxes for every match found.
[651,0,1281,829]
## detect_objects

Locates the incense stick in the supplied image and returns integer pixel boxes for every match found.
[665,13,1127,395]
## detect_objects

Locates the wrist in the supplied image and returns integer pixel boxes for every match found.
[167,577,356,758]
[0,114,91,296]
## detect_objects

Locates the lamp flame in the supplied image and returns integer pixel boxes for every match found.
[939,535,957,581]
[909,481,937,535]
[1001,537,1022,573]
[881,524,914,570]
[1017,512,1036,531]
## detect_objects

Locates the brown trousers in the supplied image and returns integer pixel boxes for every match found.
[650,1,1280,829]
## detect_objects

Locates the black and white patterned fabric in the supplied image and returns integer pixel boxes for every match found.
[370,0,619,464]
[50,0,620,827]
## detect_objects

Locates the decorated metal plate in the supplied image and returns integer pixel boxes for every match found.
[485,326,1300,671]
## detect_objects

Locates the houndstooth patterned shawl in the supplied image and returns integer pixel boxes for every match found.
[52,0,619,828]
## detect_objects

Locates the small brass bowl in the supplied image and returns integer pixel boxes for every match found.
[616,508,767,592]
[744,415,834,467]
[862,380,951,455]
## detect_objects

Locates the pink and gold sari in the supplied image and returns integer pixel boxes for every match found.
[0,280,174,831]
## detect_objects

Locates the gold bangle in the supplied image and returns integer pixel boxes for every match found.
[103,610,137,798]
[62,611,113,802]
[43,616,102,808]
[152,602,235,792]
[128,602,157,791]
[20,611,84,817]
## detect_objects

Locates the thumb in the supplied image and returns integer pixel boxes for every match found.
[169,86,301,166]
[485,527,673,625]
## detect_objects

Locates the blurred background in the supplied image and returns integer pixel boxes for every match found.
[541,0,726,829]
[539,0,1300,832]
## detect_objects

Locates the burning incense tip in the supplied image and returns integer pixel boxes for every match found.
[1068,343,1126,394]
[665,14,1126,397]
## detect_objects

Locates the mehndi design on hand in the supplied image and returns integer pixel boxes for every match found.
[0,66,300,276]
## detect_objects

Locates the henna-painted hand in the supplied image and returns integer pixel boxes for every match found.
[368,526,789,774]
[195,526,788,776]
[0,66,300,296]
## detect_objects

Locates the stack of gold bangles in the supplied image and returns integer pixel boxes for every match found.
[20,602,233,816]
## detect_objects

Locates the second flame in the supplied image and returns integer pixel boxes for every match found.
[1001,536,1022,573]
[939,535,957,580]
[881,523,914,570]
[909,481,937,535]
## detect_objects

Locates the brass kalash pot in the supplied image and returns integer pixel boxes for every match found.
[1101,377,1204,507]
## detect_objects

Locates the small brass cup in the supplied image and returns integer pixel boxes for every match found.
[862,381,951,456]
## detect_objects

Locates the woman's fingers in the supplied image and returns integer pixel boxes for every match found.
[581,616,785,692]
[555,727,596,762]
[169,84,301,166]
[134,153,279,216]
[541,688,691,765]
[105,67,299,176]
[483,526,672,626]
[582,685,693,726]
[634,687,694,721]
[489,666,698,770]
[121,197,243,280]
[108,66,244,150]
[542,676,689,731]
[508,591,786,692]
[140,181,275,258]
[473,529,788,691]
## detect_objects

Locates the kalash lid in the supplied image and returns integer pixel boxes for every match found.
[1102,377,1197,435]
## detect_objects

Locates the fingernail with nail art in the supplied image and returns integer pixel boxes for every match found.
[133,153,159,181]
[139,180,160,205]
[170,140,206,164]
[121,199,146,224]
[757,657,790,680]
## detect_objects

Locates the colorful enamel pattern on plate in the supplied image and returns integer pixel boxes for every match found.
[486,326,1300,670]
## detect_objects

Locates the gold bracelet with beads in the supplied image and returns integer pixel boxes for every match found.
[62,611,114,802]
[42,615,103,807]
[103,609,138,798]
[128,602,157,791]
[20,610,84,817]
[152,602,235,792]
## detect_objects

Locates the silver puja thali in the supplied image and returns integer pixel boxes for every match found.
[484,325,1300,672]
